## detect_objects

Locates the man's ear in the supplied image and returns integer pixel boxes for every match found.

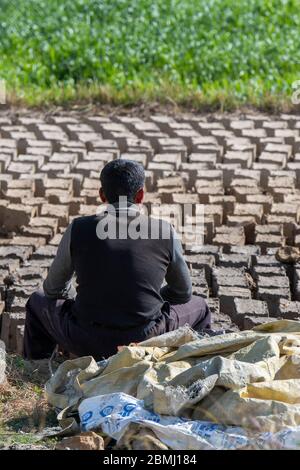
[99,188,107,203]
[134,187,145,204]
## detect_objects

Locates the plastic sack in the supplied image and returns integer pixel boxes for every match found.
[78,392,300,450]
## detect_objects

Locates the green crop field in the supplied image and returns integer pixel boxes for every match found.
[0,0,300,110]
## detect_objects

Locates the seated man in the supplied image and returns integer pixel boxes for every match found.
[23,160,211,360]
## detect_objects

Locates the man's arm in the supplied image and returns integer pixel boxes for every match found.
[160,226,192,304]
[43,222,76,299]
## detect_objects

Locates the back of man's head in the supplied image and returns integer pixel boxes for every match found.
[100,159,145,204]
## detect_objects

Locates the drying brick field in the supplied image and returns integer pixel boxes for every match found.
[1,110,300,354]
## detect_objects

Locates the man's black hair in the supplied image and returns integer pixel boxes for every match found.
[100,159,145,203]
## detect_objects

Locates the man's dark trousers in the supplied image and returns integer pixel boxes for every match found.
[23,290,211,360]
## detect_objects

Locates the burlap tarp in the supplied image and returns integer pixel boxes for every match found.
[45,320,300,433]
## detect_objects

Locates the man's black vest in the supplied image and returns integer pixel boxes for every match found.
[70,211,173,328]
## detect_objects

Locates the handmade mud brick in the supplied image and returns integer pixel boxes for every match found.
[188,153,217,167]
[252,265,286,279]
[184,254,215,282]
[263,142,292,158]
[218,254,251,269]
[7,162,35,176]
[246,194,273,212]
[257,287,291,315]
[223,151,252,168]
[219,287,251,316]
[255,234,285,252]
[41,204,69,226]
[257,275,290,289]
[232,298,269,328]
[31,245,57,259]
[270,203,300,222]
[233,203,263,223]
[264,216,295,245]
[253,255,282,267]
[278,299,300,320]
[203,205,223,226]
[213,226,245,246]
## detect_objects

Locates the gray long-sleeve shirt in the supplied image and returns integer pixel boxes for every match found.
[43,215,192,304]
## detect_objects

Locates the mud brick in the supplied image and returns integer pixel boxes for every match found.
[184,254,215,282]
[219,287,251,316]
[212,266,247,294]
[231,177,258,188]
[153,153,181,169]
[187,245,220,257]
[218,254,251,269]
[84,151,115,163]
[231,186,261,202]
[157,176,185,190]
[255,234,285,252]
[270,203,300,222]
[268,174,296,191]
[188,152,218,166]
[213,226,245,247]
[264,216,295,245]
[31,245,57,259]
[7,162,35,176]
[263,120,288,130]
[257,287,291,315]
[50,152,78,167]
[246,194,273,212]
[57,173,84,197]
[278,299,300,320]
[41,162,71,176]
[78,204,99,216]
[120,153,147,166]
[148,162,174,171]
[226,215,255,241]
[45,189,74,204]
[30,216,59,234]
[0,245,32,265]
[223,151,252,168]
[41,204,69,226]
[252,265,286,280]
[4,236,46,249]
[4,189,33,202]
[2,204,37,231]
[243,315,277,330]
[203,205,223,226]
[253,255,281,267]
[241,129,267,142]
[16,325,25,356]
[87,139,119,152]
[20,226,53,241]
[232,298,269,328]
[172,193,199,205]
[208,195,235,219]
[258,152,287,168]
[263,142,292,158]
[252,162,279,172]
[125,138,153,153]
[257,275,290,290]
[17,153,45,168]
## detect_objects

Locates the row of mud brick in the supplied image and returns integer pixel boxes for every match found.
[1,112,300,353]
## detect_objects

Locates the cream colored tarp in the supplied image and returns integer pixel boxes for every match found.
[45,320,300,433]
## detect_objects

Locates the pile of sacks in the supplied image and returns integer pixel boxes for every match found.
[45,320,300,449]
